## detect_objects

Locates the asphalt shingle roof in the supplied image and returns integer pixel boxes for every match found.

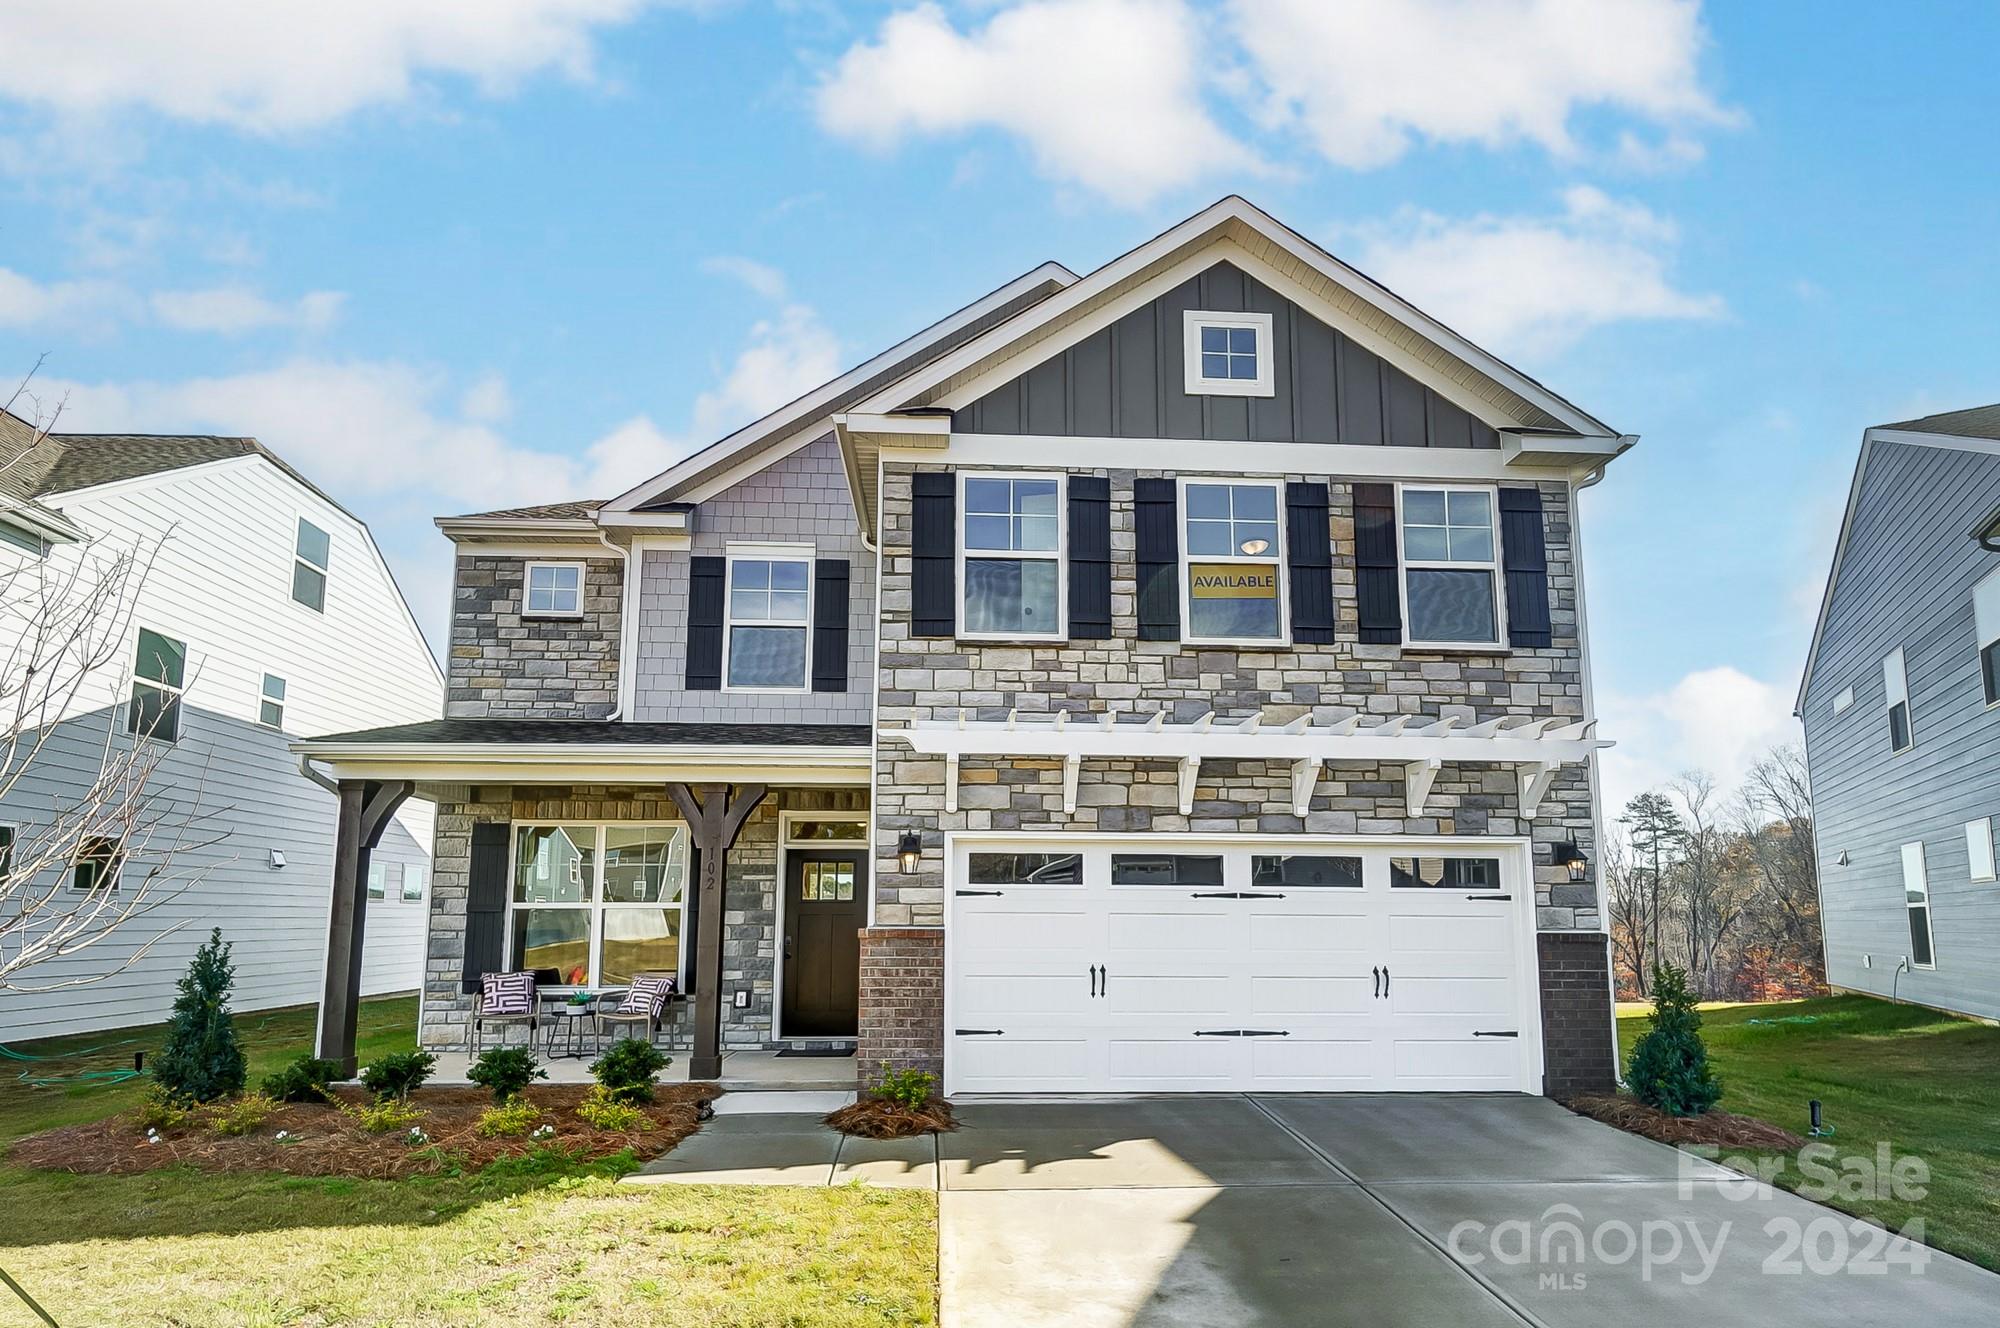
[303,718,874,747]
[1882,404,2000,441]
[447,500,606,521]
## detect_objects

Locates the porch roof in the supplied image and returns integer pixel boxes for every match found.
[292,718,872,786]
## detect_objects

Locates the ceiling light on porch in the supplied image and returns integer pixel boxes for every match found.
[1237,538,1270,556]
[897,832,923,874]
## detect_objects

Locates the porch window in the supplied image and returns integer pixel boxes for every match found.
[509,823,688,987]
[1180,479,1283,642]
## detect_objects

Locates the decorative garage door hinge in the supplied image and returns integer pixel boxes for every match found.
[955,889,1004,896]
[1472,1030,1520,1038]
[1466,893,1512,901]
[1193,1029,1291,1037]
[955,1029,1005,1036]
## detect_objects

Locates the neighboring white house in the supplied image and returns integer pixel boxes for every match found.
[0,411,443,1040]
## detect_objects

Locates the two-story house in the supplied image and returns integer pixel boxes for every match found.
[1798,405,2000,1023]
[299,198,1630,1097]
[0,412,442,1039]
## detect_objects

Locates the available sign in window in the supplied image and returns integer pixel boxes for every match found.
[1188,561,1279,639]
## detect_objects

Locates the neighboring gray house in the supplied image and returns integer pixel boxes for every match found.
[0,412,442,1039]
[300,197,1635,1097]
[1798,405,2000,1022]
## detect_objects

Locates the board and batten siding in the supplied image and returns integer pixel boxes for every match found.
[954,260,1501,450]
[0,454,441,1040]
[1801,439,2000,1020]
[630,435,875,722]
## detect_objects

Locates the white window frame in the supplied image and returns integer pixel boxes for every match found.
[1395,482,1508,650]
[1182,310,1275,397]
[505,820,691,989]
[1975,565,2000,708]
[402,861,427,902]
[1967,817,1996,883]
[70,836,122,894]
[1177,475,1289,646]
[723,543,814,693]
[1901,840,1936,969]
[1832,686,1854,715]
[258,673,286,730]
[523,560,586,619]
[956,471,1067,643]
[366,860,387,901]
[1884,646,1913,753]
[129,626,186,744]
[292,516,330,614]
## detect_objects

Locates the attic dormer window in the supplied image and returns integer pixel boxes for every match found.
[1183,311,1274,397]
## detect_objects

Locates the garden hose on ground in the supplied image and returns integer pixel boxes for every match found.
[0,1037,147,1088]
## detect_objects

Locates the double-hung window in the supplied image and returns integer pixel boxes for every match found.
[725,550,811,689]
[129,628,185,743]
[1884,647,1913,752]
[259,674,286,729]
[960,473,1063,639]
[72,836,122,893]
[402,862,426,902]
[1182,311,1274,396]
[366,861,387,900]
[1901,841,1936,968]
[1400,486,1502,647]
[292,518,330,612]
[1180,478,1283,642]
[1975,566,2000,706]
[510,823,688,987]
[525,561,584,617]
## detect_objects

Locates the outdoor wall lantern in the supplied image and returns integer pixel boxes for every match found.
[1553,842,1588,881]
[897,833,923,874]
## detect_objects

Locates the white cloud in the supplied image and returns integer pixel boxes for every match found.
[149,286,345,334]
[1232,0,1734,169]
[688,303,841,440]
[1342,186,1725,357]
[815,0,1252,206]
[701,256,789,301]
[0,266,133,333]
[458,373,515,424]
[0,0,667,132]
[1599,666,1801,816]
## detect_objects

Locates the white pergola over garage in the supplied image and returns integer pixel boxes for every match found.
[885,710,1611,820]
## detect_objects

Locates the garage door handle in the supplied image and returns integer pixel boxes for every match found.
[1382,966,1390,997]
[1194,1029,1241,1037]
[1372,965,1381,998]
[1089,964,1099,997]
[956,1029,1005,1036]
[1473,1030,1519,1038]
[1238,1030,1290,1037]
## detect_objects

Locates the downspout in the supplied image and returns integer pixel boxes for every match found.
[1570,459,1620,1085]
[596,526,633,721]
[299,754,340,797]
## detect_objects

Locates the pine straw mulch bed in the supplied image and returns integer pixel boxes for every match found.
[1564,1094,1807,1150]
[8,1083,723,1180]
[824,1096,957,1140]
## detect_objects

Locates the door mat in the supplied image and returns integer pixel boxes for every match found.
[774,1048,856,1058]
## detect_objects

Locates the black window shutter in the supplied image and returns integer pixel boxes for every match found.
[1135,477,1180,641]
[1068,475,1112,639]
[460,822,509,993]
[1353,482,1402,644]
[911,472,956,637]
[1285,481,1335,644]
[1499,486,1552,648]
[685,556,725,690]
[812,558,851,692]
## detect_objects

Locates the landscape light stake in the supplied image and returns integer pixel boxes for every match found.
[1808,1099,1833,1137]
[0,1264,58,1327]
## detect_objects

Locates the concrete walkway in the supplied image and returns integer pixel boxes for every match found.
[624,1094,2000,1327]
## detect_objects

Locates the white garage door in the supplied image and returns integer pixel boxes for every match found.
[946,838,1541,1095]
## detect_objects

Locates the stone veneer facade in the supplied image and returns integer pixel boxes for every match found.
[447,554,623,719]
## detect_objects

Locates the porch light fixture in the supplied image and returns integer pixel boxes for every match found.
[897,832,922,874]
[1553,842,1588,881]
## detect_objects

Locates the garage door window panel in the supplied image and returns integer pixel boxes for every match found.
[1110,853,1225,887]
[967,852,1084,886]
[1390,856,1502,890]
[1251,855,1363,889]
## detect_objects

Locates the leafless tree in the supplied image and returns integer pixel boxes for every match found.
[1603,833,1659,995]
[1666,771,1749,995]
[0,369,223,991]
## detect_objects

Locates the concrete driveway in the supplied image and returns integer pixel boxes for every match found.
[938,1095,2000,1328]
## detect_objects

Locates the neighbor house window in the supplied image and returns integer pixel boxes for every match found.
[510,823,688,987]
[1967,818,1996,884]
[960,473,1063,638]
[725,551,811,689]
[402,862,426,902]
[524,561,584,618]
[0,825,14,881]
[1181,479,1283,642]
[1182,311,1274,396]
[1884,647,1913,752]
[72,836,121,893]
[1832,686,1854,715]
[1400,486,1502,647]
[1902,840,1936,968]
[292,518,330,612]
[366,861,387,900]
[1975,565,2000,706]
[258,674,286,729]
[128,628,185,743]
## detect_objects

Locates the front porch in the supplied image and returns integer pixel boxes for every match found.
[428,1046,862,1093]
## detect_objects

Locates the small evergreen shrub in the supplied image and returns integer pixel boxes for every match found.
[350,1097,427,1134]
[153,929,246,1103]
[359,1050,436,1102]
[589,1039,667,1104]
[134,1083,196,1132]
[574,1085,644,1131]
[476,1096,543,1138]
[467,1047,546,1103]
[1626,964,1723,1117]
[211,1092,281,1136]
[873,1061,937,1110]
[261,1054,341,1104]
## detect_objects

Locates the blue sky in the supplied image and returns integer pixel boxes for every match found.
[2,1,1996,810]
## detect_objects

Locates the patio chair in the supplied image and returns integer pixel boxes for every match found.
[594,971,678,1046]
[472,970,541,1050]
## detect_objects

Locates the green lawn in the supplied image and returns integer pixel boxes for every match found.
[1619,994,2000,1272]
[0,996,937,1327]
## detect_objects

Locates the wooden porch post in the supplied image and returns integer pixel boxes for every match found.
[667,782,767,1081]
[316,778,415,1077]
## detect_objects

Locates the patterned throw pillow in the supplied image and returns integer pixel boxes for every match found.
[481,970,535,1016]
[616,974,675,1017]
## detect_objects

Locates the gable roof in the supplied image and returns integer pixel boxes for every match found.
[448,499,606,522]
[600,259,1076,516]
[1796,403,2000,713]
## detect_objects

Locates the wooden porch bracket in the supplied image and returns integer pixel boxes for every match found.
[317,778,415,1077]
[667,781,768,1081]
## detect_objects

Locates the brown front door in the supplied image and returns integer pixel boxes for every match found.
[781,851,867,1037]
